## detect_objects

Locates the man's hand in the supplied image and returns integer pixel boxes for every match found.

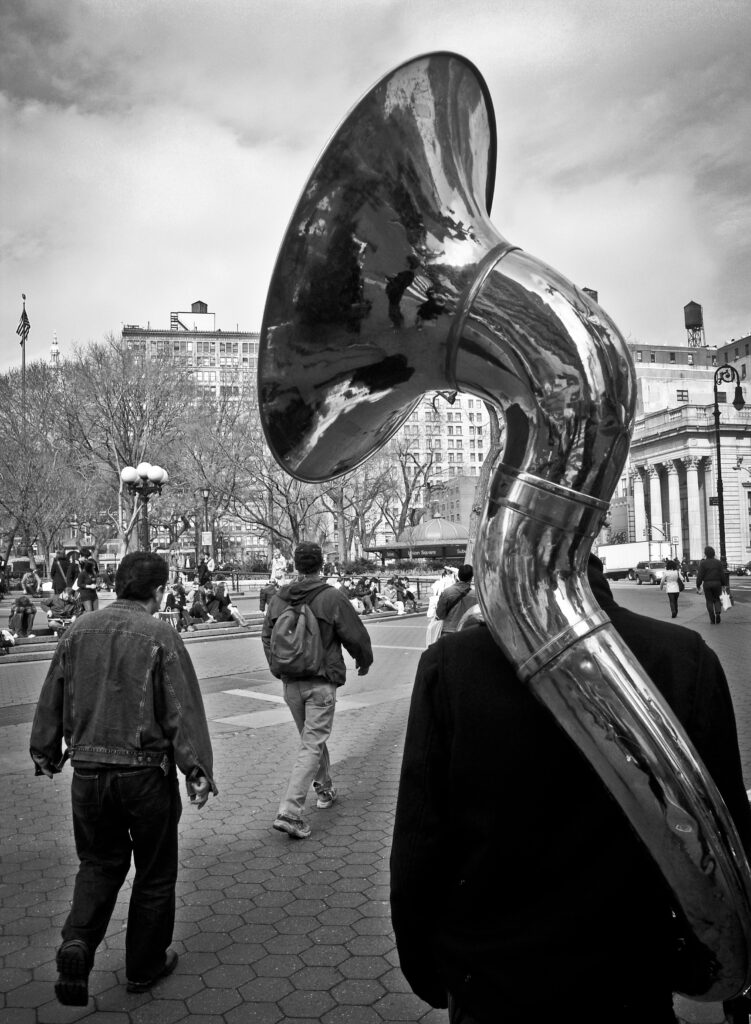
[356,663,369,676]
[187,775,211,809]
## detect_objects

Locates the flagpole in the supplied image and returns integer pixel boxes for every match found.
[17,294,30,444]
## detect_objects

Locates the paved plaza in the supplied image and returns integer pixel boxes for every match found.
[0,582,749,1023]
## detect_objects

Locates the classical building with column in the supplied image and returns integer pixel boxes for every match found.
[605,336,751,566]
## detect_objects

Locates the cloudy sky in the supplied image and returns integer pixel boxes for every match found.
[1,0,749,371]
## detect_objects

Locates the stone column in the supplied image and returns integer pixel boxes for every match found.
[683,457,703,560]
[647,464,663,538]
[666,463,682,561]
[632,468,647,543]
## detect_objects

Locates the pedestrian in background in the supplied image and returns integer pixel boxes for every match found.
[425,567,455,647]
[65,552,80,591]
[696,545,729,625]
[188,585,212,623]
[9,593,37,638]
[380,578,404,614]
[207,581,248,627]
[391,555,751,1024]
[196,555,212,587]
[659,558,684,618]
[76,559,98,614]
[22,567,42,595]
[262,542,373,840]
[436,564,475,633]
[29,552,217,1007]
[259,573,281,615]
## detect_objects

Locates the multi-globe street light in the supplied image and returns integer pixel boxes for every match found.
[712,364,745,567]
[120,462,169,552]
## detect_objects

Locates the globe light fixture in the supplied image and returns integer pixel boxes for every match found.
[120,461,169,552]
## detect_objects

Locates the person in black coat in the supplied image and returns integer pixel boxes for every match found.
[50,551,70,595]
[390,557,751,1024]
[696,545,729,624]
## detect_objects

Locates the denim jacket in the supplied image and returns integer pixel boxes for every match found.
[30,600,216,791]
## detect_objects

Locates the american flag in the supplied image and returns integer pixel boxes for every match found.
[17,304,30,346]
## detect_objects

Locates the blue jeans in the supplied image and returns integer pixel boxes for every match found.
[280,679,337,818]
[62,764,181,981]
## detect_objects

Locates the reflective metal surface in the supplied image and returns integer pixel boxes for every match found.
[258,51,751,998]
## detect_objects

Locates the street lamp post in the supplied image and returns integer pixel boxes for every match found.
[201,488,211,558]
[120,462,169,552]
[713,364,746,567]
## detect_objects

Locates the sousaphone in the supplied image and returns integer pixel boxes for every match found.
[258,51,751,998]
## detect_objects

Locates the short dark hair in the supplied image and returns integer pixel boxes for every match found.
[115,553,169,600]
[294,542,323,574]
[704,546,715,559]
[458,564,473,583]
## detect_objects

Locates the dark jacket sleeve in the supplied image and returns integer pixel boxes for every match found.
[330,591,373,671]
[155,641,218,793]
[390,642,450,1008]
[29,652,66,774]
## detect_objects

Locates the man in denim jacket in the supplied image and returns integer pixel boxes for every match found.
[30,552,217,1007]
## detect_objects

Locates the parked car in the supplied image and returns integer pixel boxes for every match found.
[734,562,751,577]
[633,560,667,585]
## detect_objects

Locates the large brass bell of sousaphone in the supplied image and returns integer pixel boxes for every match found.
[259,52,751,998]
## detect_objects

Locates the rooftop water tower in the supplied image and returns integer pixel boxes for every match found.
[684,300,706,347]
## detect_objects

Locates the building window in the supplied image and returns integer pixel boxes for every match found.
[677,389,689,402]
[669,352,676,363]
[650,351,656,363]
[636,351,643,362]
[742,364,747,380]
[687,353,694,365]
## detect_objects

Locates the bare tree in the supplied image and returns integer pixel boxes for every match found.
[465,403,505,565]
[0,361,87,567]
[56,336,196,554]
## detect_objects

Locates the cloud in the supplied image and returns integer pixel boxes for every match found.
[1,0,750,369]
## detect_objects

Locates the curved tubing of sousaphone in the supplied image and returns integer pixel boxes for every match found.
[258,52,751,998]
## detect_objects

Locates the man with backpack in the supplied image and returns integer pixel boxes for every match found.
[262,541,373,839]
[436,564,475,633]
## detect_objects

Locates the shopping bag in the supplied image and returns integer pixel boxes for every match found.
[720,590,733,612]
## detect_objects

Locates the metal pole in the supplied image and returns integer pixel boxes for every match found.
[203,495,209,555]
[140,492,150,552]
[713,377,727,568]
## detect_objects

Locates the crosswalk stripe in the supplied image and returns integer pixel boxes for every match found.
[214,683,412,729]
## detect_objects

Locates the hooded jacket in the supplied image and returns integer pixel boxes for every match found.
[261,575,373,685]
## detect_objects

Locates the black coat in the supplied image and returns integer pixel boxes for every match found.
[390,564,751,1020]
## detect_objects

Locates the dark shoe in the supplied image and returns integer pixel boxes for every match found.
[126,949,178,993]
[716,616,721,624]
[55,939,90,1006]
[273,812,311,839]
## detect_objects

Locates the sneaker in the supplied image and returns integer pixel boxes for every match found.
[273,812,311,839]
[55,939,90,1006]
[316,787,337,809]
[126,949,178,993]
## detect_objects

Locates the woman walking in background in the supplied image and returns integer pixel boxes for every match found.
[696,545,728,625]
[76,559,98,614]
[659,558,684,619]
